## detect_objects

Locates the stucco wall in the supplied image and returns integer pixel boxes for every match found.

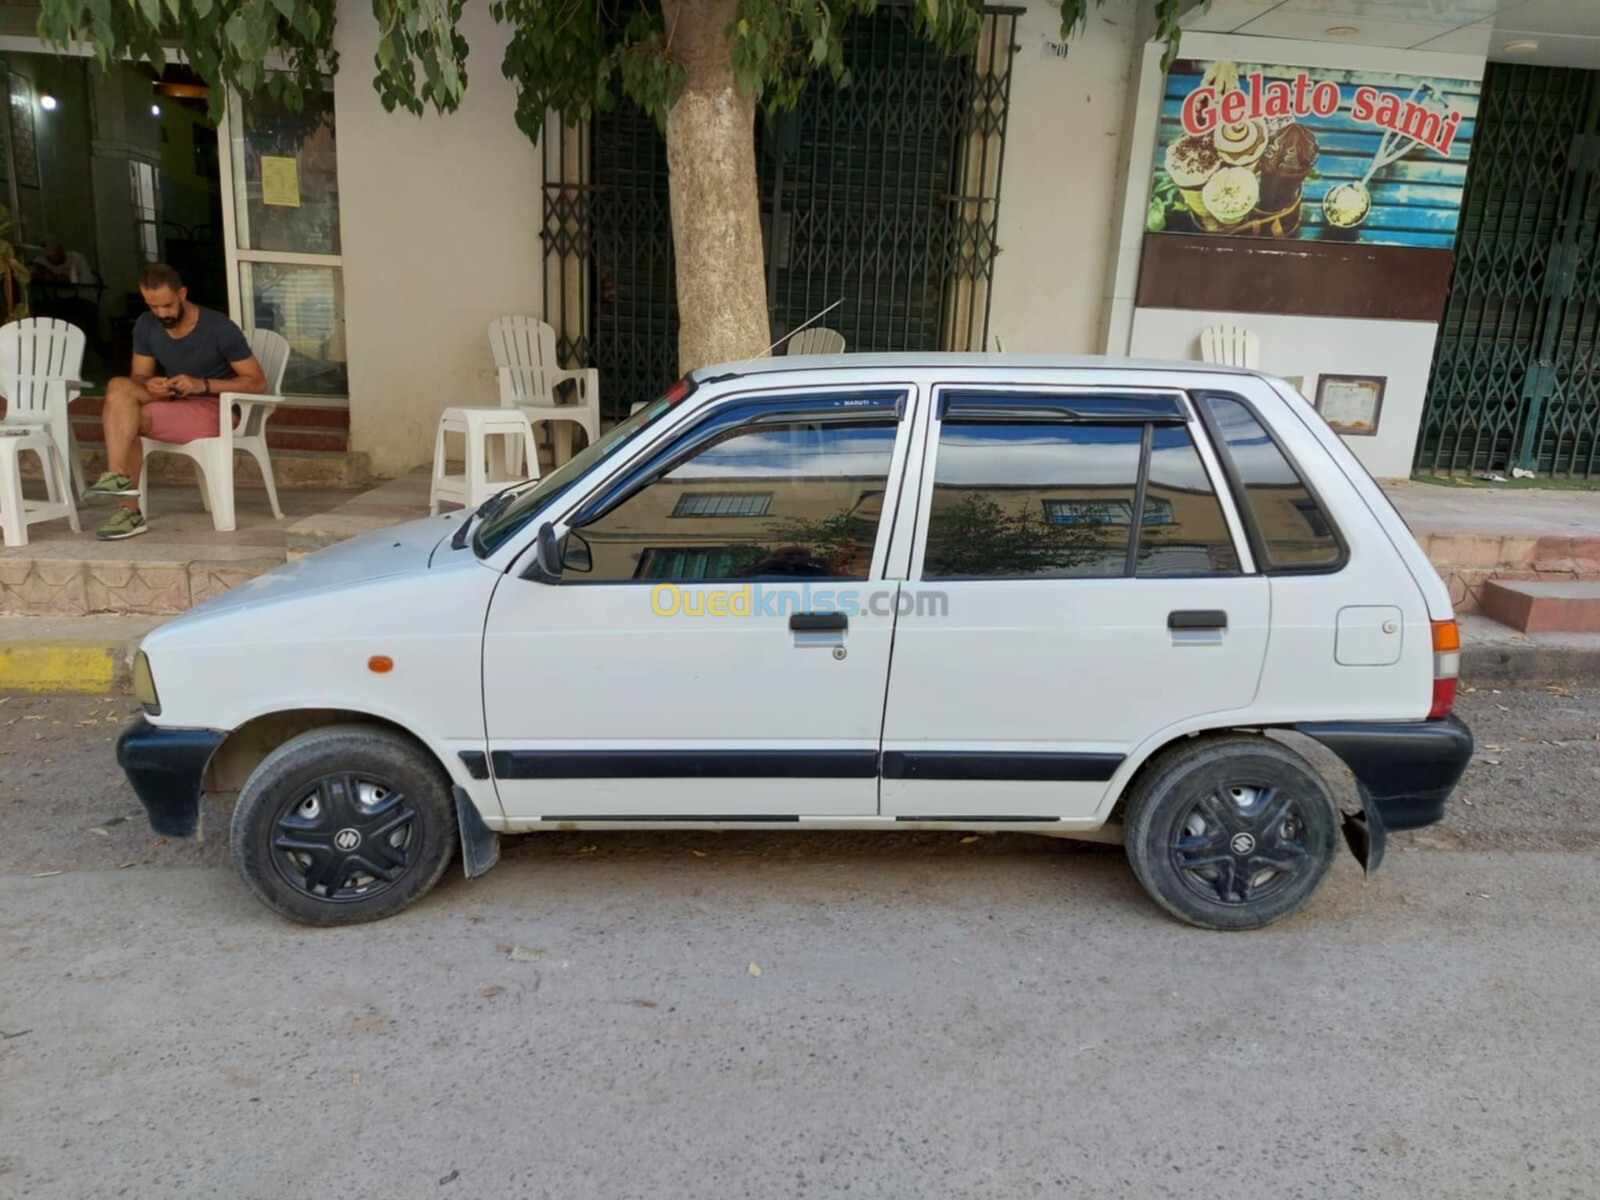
[983,0,1143,356]
[335,3,543,476]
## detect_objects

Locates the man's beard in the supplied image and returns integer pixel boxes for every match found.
[158,303,185,329]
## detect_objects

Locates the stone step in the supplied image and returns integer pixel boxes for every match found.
[1480,580,1600,634]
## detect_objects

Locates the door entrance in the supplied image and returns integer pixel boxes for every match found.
[1418,63,1600,478]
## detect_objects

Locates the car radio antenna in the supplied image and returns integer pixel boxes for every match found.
[755,297,845,361]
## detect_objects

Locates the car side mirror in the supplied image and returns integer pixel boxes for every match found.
[526,521,563,584]
[562,530,593,573]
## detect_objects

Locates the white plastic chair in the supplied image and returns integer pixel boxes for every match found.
[487,316,600,467]
[1198,324,1260,369]
[0,317,89,498]
[139,328,289,533]
[784,327,847,355]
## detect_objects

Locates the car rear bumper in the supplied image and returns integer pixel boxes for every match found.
[1294,716,1473,873]
[115,716,227,838]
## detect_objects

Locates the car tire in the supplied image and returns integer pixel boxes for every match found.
[1123,735,1339,931]
[230,725,458,926]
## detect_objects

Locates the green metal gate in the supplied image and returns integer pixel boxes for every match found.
[541,6,1020,418]
[1417,63,1600,477]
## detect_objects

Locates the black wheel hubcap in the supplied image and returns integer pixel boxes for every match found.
[270,772,419,902]
[1170,782,1309,906]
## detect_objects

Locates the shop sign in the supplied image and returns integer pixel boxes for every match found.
[1148,59,1480,249]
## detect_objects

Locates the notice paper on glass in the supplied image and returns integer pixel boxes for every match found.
[261,156,301,208]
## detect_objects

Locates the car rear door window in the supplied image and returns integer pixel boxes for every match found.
[921,416,1241,580]
[923,424,1142,579]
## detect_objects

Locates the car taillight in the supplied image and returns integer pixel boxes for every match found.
[1429,619,1460,718]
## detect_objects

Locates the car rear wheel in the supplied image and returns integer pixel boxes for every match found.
[1123,735,1339,931]
[230,725,457,926]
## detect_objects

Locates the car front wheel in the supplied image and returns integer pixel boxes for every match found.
[230,725,458,926]
[1123,735,1339,931]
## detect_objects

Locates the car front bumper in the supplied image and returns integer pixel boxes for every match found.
[1295,715,1474,873]
[116,716,227,838]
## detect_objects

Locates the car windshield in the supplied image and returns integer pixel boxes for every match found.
[474,389,683,557]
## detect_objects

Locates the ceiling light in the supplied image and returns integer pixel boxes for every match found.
[151,103,162,117]
[1502,39,1539,53]
[38,92,57,111]
[1324,26,1359,36]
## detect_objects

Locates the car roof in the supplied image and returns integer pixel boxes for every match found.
[690,352,1266,384]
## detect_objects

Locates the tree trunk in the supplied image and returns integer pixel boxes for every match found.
[661,0,771,375]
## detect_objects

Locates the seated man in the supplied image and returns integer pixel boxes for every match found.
[31,237,95,285]
[85,262,268,540]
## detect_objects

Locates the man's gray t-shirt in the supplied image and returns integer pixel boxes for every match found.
[132,307,252,387]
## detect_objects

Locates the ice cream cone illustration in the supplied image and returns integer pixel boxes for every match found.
[1164,134,1223,227]
[1202,166,1260,230]
[1215,118,1269,169]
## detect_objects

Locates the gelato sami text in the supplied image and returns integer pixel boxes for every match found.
[1181,72,1465,157]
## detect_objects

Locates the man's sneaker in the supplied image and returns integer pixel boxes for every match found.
[84,472,138,499]
[96,508,147,541]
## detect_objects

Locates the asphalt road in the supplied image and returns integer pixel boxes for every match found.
[3,688,1599,1198]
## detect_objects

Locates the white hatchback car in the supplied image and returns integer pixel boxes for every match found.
[118,355,1472,930]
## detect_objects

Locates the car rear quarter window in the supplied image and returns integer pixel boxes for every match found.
[1199,393,1343,570]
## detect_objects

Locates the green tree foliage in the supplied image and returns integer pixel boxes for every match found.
[37,0,1196,134]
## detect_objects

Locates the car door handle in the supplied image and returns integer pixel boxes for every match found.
[790,611,847,650]
[790,613,848,632]
[1168,610,1227,631]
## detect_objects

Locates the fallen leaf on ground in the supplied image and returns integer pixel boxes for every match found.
[690,849,708,857]
[352,1072,361,1085]
[577,844,598,854]
[118,860,137,868]
[507,945,543,963]
[747,963,762,977]
[88,827,108,837]
[1545,685,1573,696]
[154,838,167,846]
[630,998,658,1008]
[481,986,503,998]
[27,870,62,878]
[960,835,981,844]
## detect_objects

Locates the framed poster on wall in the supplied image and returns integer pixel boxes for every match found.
[1315,374,1386,436]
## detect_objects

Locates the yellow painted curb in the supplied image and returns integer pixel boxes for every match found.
[0,641,120,694]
